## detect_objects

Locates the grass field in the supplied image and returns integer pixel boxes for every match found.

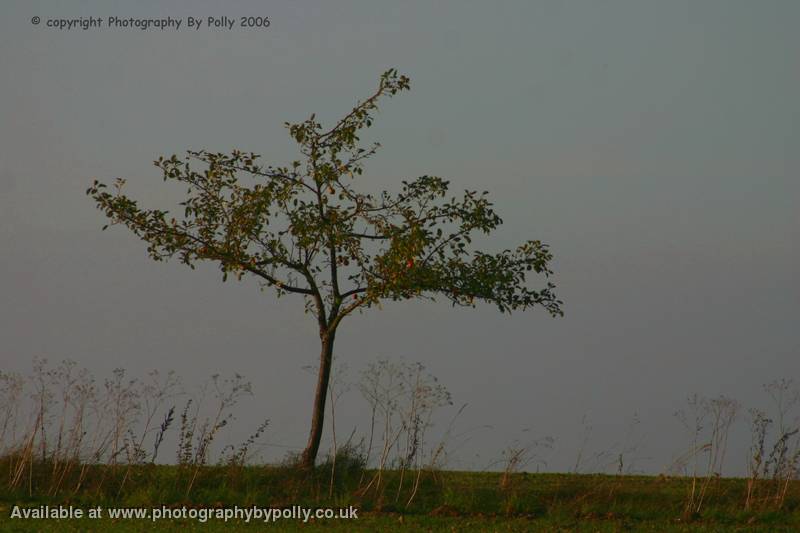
[2,366,798,530]
[1,461,799,531]
[2,514,799,532]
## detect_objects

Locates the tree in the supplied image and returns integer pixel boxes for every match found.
[87,70,563,469]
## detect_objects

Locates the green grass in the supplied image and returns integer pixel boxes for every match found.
[3,514,800,532]
[1,460,799,531]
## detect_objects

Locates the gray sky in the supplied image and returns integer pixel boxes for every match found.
[1,0,798,473]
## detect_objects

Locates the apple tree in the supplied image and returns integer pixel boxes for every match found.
[87,70,563,468]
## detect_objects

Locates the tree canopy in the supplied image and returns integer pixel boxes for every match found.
[88,70,561,327]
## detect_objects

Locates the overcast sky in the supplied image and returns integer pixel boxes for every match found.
[1,0,798,473]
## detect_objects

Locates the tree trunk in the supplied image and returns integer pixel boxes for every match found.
[300,331,335,469]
